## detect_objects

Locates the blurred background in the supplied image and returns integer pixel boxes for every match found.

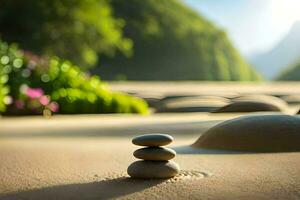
[1,0,300,116]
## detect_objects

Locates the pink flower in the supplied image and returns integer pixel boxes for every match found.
[26,87,44,99]
[49,102,59,113]
[39,95,50,106]
[15,100,25,109]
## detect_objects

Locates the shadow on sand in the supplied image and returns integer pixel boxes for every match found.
[172,145,248,154]
[173,145,300,154]
[0,120,221,138]
[0,177,166,200]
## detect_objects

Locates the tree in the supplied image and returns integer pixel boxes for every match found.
[0,0,132,68]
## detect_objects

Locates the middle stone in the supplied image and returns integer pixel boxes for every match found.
[133,147,176,161]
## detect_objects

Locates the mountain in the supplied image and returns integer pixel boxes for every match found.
[276,60,300,81]
[250,21,300,79]
[95,0,261,81]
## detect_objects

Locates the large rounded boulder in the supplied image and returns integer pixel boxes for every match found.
[156,96,229,113]
[193,114,300,152]
[213,100,283,113]
[233,95,288,108]
[213,95,289,113]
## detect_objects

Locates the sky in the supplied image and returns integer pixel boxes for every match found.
[184,0,300,56]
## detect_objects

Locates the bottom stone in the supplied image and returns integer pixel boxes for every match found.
[127,160,180,179]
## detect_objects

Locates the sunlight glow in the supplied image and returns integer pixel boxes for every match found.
[271,0,300,25]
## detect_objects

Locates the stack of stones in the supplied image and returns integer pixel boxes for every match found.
[127,133,180,179]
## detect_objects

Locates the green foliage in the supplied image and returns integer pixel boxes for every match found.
[0,41,23,112]
[97,0,261,81]
[276,60,300,81]
[0,39,148,115]
[43,58,148,114]
[0,84,6,112]
[0,0,132,67]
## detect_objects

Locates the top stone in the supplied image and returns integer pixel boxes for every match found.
[132,134,173,146]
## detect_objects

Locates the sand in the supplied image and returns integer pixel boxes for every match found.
[1,82,300,199]
[0,114,300,200]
